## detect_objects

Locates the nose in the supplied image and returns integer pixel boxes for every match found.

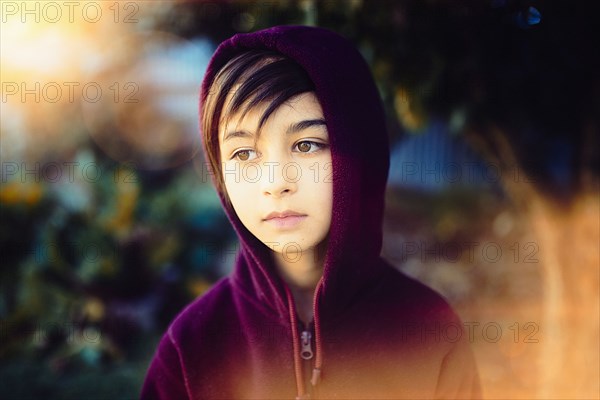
[261,161,297,197]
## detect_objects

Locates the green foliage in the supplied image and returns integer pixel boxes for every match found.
[1,147,233,397]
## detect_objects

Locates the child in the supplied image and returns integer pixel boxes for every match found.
[141,25,480,399]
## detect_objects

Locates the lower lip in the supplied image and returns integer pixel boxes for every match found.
[265,215,307,229]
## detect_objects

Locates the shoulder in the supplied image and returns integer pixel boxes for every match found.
[370,260,463,325]
[166,277,237,342]
[141,278,239,398]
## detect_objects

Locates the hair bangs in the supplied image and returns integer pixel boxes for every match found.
[226,57,315,131]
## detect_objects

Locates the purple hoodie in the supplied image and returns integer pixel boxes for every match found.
[141,25,480,399]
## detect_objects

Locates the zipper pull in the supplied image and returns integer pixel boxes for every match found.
[300,330,313,360]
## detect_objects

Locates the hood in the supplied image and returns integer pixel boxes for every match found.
[199,25,389,323]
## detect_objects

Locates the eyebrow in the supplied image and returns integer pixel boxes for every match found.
[222,119,327,143]
[222,130,252,143]
[286,119,327,134]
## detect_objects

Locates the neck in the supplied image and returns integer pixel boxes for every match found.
[273,242,326,325]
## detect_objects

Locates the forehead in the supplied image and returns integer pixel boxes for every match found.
[218,92,324,138]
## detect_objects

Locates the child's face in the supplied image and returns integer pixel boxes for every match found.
[219,92,333,256]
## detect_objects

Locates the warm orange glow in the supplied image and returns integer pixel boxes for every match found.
[0,2,153,89]
[0,2,203,167]
[2,22,75,76]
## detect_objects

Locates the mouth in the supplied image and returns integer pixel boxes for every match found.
[263,210,307,228]
[263,210,306,220]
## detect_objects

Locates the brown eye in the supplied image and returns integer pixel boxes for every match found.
[297,142,312,152]
[235,150,250,161]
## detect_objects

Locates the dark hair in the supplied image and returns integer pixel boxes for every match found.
[201,49,315,197]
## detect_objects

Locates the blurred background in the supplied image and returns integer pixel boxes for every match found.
[1,1,598,399]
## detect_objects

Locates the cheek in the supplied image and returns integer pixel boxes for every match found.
[302,163,333,221]
[321,182,334,224]
[320,163,334,226]
[224,177,255,219]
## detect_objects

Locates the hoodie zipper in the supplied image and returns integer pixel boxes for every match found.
[301,330,314,361]
[286,279,324,400]
[300,325,314,398]
[298,320,325,399]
